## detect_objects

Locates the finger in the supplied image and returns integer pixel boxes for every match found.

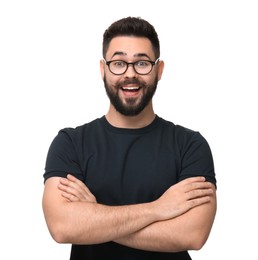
[59,177,97,202]
[181,176,206,185]
[67,174,86,189]
[186,188,213,200]
[66,174,94,196]
[186,181,212,192]
[186,196,211,209]
[61,191,80,202]
[58,180,87,200]
[58,182,67,192]
[60,177,85,194]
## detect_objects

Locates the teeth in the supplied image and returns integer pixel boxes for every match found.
[122,87,140,90]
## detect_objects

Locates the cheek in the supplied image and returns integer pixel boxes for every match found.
[144,74,157,85]
[104,74,119,89]
[107,73,124,86]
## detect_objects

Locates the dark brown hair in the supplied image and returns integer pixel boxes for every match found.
[102,16,160,59]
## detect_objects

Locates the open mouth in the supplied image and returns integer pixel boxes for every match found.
[121,86,141,93]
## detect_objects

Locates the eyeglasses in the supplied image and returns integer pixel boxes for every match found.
[104,58,159,75]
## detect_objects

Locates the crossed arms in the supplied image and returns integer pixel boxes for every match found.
[42,174,216,252]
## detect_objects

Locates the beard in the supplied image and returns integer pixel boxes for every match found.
[104,76,158,116]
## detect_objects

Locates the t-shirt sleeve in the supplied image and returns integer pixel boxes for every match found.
[178,131,216,187]
[43,129,83,183]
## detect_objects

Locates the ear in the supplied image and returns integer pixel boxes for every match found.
[157,60,165,81]
[100,59,105,80]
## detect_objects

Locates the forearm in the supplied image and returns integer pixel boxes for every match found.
[114,219,183,252]
[44,176,214,247]
[44,195,158,244]
[114,193,217,252]
[114,216,204,252]
[62,201,160,244]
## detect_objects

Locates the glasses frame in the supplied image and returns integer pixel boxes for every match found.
[104,58,160,75]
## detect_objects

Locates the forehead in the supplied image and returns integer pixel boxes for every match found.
[106,36,154,59]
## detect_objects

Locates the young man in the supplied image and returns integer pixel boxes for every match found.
[42,17,217,260]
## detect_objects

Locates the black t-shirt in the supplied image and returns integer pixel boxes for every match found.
[44,115,216,260]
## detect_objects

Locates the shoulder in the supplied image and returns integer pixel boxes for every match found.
[58,117,103,138]
[159,117,216,185]
[158,116,200,139]
[47,117,103,152]
[158,116,211,152]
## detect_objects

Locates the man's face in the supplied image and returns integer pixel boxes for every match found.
[101,36,163,116]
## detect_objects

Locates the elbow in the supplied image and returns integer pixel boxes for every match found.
[188,231,210,251]
[47,222,70,244]
[189,238,206,251]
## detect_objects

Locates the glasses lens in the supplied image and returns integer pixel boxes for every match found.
[134,61,152,74]
[109,61,127,75]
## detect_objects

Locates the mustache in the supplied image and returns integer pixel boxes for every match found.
[117,78,145,88]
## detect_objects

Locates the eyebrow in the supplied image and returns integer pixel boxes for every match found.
[111,51,152,60]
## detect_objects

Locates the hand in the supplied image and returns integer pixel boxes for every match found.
[58,175,212,221]
[58,174,97,203]
[154,176,213,221]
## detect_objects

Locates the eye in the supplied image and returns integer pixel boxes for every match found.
[135,61,150,67]
[112,61,126,67]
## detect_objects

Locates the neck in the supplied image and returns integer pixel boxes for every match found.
[105,102,156,129]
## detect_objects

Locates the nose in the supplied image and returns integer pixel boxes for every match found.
[124,63,137,77]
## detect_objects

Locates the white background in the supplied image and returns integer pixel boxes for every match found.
[1,0,257,259]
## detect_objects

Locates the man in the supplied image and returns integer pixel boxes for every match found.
[42,16,217,260]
